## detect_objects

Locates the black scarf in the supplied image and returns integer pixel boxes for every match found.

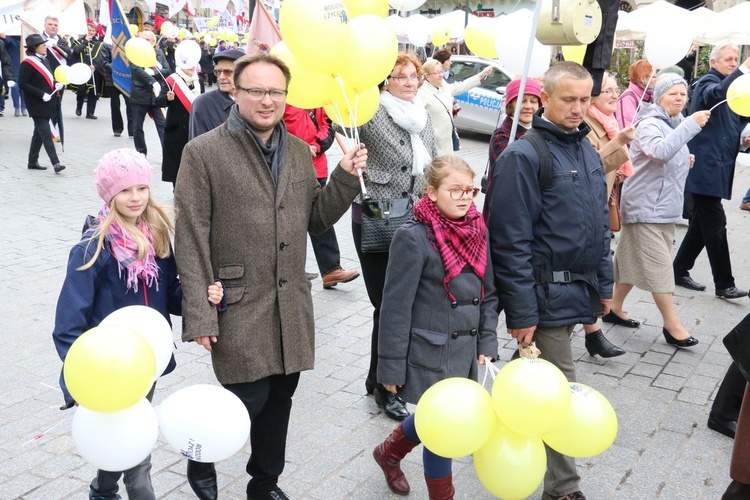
[228,105,286,185]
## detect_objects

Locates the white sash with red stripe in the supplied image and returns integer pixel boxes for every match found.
[166,73,196,114]
[24,56,54,90]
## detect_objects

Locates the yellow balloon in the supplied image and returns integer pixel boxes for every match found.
[414,378,495,458]
[727,73,750,117]
[272,41,337,108]
[208,37,217,47]
[124,37,157,67]
[280,0,350,76]
[63,324,156,412]
[473,421,547,499]
[338,14,398,91]
[324,84,380,128]
[431,26,450,47]
[54,65,69,85]
[543,383,618,458]
[465,19,496,59]
[128,24,139,36]
[343,0,389,17]
[561,45,587,65]
[492,358,572,436]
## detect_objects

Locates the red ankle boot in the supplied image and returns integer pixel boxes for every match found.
[372,422,419,495]
[425,474,455,500]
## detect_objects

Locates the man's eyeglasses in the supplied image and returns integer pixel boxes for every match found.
[213,68,234,77]
[388,73,424,84]
[235,86,288,102]
[600,88,620,96]
[445,187,480,200]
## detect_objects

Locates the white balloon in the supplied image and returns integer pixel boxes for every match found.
[72,399,158,472]
[389,0,426,11]
[67,62,92,85]
[494,16,550,78]
[405,15,429,47]
[100,305,173,382]
[174,40,202,69]
[157,385,250,463]
[644,28,694,70]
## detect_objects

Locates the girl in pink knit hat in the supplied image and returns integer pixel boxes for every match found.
[52,148,223,500]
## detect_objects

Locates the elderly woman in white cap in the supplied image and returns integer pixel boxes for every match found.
[417,57,492,156]
[610,73,711,348]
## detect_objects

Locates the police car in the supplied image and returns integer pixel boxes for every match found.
[450,55,513,135]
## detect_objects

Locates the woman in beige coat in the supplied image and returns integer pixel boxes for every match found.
[580,73,636,358]
[417,58,492,156]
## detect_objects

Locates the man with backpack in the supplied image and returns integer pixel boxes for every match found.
[486,62,613,500]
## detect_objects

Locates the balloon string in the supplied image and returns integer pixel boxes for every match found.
[335,75,357,136]
[710,98,728,112]
[480,361,499,389]
[156,69,172,92]
[328,101,367,197]
[631,68,656,126]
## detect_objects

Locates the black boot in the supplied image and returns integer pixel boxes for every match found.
[187,460,218,500]
[585,330,625,358]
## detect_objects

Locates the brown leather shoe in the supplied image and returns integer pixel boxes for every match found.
[322,268,360,289]
[741,202,750,211]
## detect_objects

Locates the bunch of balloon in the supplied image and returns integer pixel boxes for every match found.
[54,65,70,85]
[414,378,496,458]
[64,305,176,472]
[278,0,398,139]
[644,26,694,70]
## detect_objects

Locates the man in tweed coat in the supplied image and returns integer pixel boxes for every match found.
[174,53,367,500]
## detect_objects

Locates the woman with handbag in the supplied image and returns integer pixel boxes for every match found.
[352,52,437,421]
[612,73,710,348]
[417,58,492,156]
[579,73,636,357]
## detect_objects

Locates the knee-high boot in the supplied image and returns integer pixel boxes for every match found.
[186,460,218,500]
[372,422,420,495]
[425,475,455,500]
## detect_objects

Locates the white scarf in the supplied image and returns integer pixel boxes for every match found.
[379,91,432,176]
[175,67,200,96]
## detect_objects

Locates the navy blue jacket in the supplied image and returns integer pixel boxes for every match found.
[52,230,181,408]
[488,112,613,329]
[684,68,750,199]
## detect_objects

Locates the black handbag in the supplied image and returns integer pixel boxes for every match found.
[360,177,415,253]
[723,313,750,382]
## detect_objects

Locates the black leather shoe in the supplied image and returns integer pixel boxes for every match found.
[716,287,748,300]
[373,387,410,421]
[248,486,290,500]
[662,327,698,348]
[365,378,375,395]
[722,480,750,499]
[75,108,82,116]
[601,311,640,328]
[675,275,706,291]
[86,114,97,119]
[708,412,737,439]
[53,163,65,174]
[585,330,625,358]
[187,460,218,500]
[28,162,47,170]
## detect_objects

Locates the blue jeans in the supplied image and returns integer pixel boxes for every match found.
[742,188,750,204]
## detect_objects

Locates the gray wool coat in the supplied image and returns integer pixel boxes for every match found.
[377,221,499,405]
[174,111,361,385]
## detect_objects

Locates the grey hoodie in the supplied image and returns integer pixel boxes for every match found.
[621,103,702,224]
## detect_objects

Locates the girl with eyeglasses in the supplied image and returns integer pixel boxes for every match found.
[373,155,498,500]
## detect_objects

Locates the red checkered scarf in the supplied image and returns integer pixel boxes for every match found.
[413,196,487,300]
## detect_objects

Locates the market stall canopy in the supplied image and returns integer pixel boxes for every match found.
[695,2,750,45]
[615,0,696,41]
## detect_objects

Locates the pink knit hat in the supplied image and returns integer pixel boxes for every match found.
[95,149,153,204]
[504,78,543,108]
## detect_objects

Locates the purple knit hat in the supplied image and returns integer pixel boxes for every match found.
[95,149,153,204]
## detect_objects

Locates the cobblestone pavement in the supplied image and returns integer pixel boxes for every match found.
[1,93,749,499]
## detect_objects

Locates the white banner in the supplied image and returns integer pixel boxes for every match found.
[10,0,88,36]
[0,0,25,35]
[201,0,230,11]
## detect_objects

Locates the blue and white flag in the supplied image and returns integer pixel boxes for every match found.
[109,0,131,96]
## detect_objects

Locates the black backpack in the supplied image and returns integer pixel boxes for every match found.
[481,127,553,194]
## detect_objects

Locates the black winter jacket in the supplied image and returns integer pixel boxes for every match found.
[487,112,613,329]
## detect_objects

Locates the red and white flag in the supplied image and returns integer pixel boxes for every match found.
[245,1,281,54]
